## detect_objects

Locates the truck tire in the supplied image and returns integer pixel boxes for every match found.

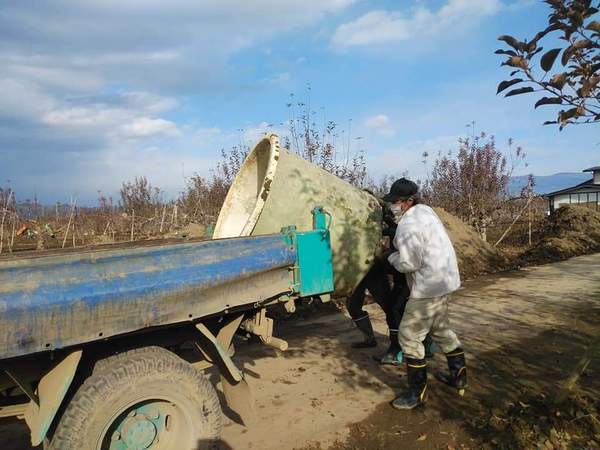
[49,346,223,450]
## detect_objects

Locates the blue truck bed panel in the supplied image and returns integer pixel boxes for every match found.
[0,235,296,359]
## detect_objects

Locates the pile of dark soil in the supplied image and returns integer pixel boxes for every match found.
[519,205,600,266]
[477,392,600,449]
[435,208,509,280]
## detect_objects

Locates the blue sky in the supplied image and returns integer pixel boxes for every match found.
[0,0,598,204]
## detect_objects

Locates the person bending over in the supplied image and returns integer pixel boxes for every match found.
[383,178,467,410]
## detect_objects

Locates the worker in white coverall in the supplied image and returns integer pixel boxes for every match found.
[382,178,467,410]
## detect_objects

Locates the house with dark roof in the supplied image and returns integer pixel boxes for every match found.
[546,166,600,214]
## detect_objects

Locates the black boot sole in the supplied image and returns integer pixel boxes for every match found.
[391,402,425,410]
[391,393,427,410]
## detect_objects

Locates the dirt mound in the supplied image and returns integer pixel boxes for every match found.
[519,205,600,266]
[479,392,600,449]
[434,208,509,280]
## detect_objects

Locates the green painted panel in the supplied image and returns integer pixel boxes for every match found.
[296,229,334,297]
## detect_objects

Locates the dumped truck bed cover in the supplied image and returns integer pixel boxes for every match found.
[0,234,296,360]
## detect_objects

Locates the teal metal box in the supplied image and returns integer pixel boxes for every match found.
[282,207,334,297]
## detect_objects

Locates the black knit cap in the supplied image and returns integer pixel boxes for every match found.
[382,178,419,203]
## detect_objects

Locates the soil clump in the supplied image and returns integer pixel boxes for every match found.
[478,392,600,449]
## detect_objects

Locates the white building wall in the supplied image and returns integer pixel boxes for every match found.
[553,193,573,208]
[552,189,600,209]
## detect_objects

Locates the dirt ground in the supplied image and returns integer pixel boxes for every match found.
[1,253,599,450]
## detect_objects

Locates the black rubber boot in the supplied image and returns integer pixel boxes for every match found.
[435,348,467,395]
[373,329,402,365]
[391,358,427,410]
[351,315,377,348]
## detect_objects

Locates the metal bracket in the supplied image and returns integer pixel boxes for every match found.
[282,296,296,313]
[195,322,243,382]
[194,318,254,425]
[241,309,288,351]
[312,206,330,231]
[319,293,332,303]
[3,369,39,406]
[24,350,83,447]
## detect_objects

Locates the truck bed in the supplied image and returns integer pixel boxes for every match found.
[0,236,209,261]
[0,234,296,360]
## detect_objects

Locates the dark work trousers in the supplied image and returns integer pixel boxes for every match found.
[346,256,410,332]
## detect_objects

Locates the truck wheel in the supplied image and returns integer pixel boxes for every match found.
[49,346,222,450]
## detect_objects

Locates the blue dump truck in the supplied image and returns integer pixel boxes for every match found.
[0,208,334,450]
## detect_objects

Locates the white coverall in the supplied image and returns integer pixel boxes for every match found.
[387,204,462,360]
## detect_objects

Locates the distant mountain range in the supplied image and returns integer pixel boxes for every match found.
[509,172,591,196]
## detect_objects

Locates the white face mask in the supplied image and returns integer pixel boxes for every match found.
[389,203,404,221]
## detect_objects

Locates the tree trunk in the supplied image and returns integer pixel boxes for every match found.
[481,217,488,242]
[9,211,16,252]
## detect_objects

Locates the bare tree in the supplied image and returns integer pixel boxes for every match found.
[423,134,525,241]
[178,146,248,225]
[120,176,163,218]
[284,90,369,188]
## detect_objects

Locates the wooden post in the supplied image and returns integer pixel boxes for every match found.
[0,194,7,254]
[130,209,135,242]
[160,205,166,233]
[0,192,15,254]
[72,206,76,248]
[528,197,532,246]
[494,196,533,247]
[62,198,76,249]
[8,208,17,253]
[62,220,70,248]
[9,209,16,252]
[527,178,533,247]
[171,204,178,228]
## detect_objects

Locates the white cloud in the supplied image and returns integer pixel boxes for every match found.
[39,93,180,140]
[3,1,356,73]
[504,0,537,12]
[263,72,291,84]
[331,0,502,48]
[122,92,178,114]
[0,0,361,203]
[0,78,57,120]
[5,63,103,91]
[364,114,396,137]
[0,79,182,146]
[366,135,460,179]
[120,117,180,138]
[365,114,390,128]
[72,51,181,67]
